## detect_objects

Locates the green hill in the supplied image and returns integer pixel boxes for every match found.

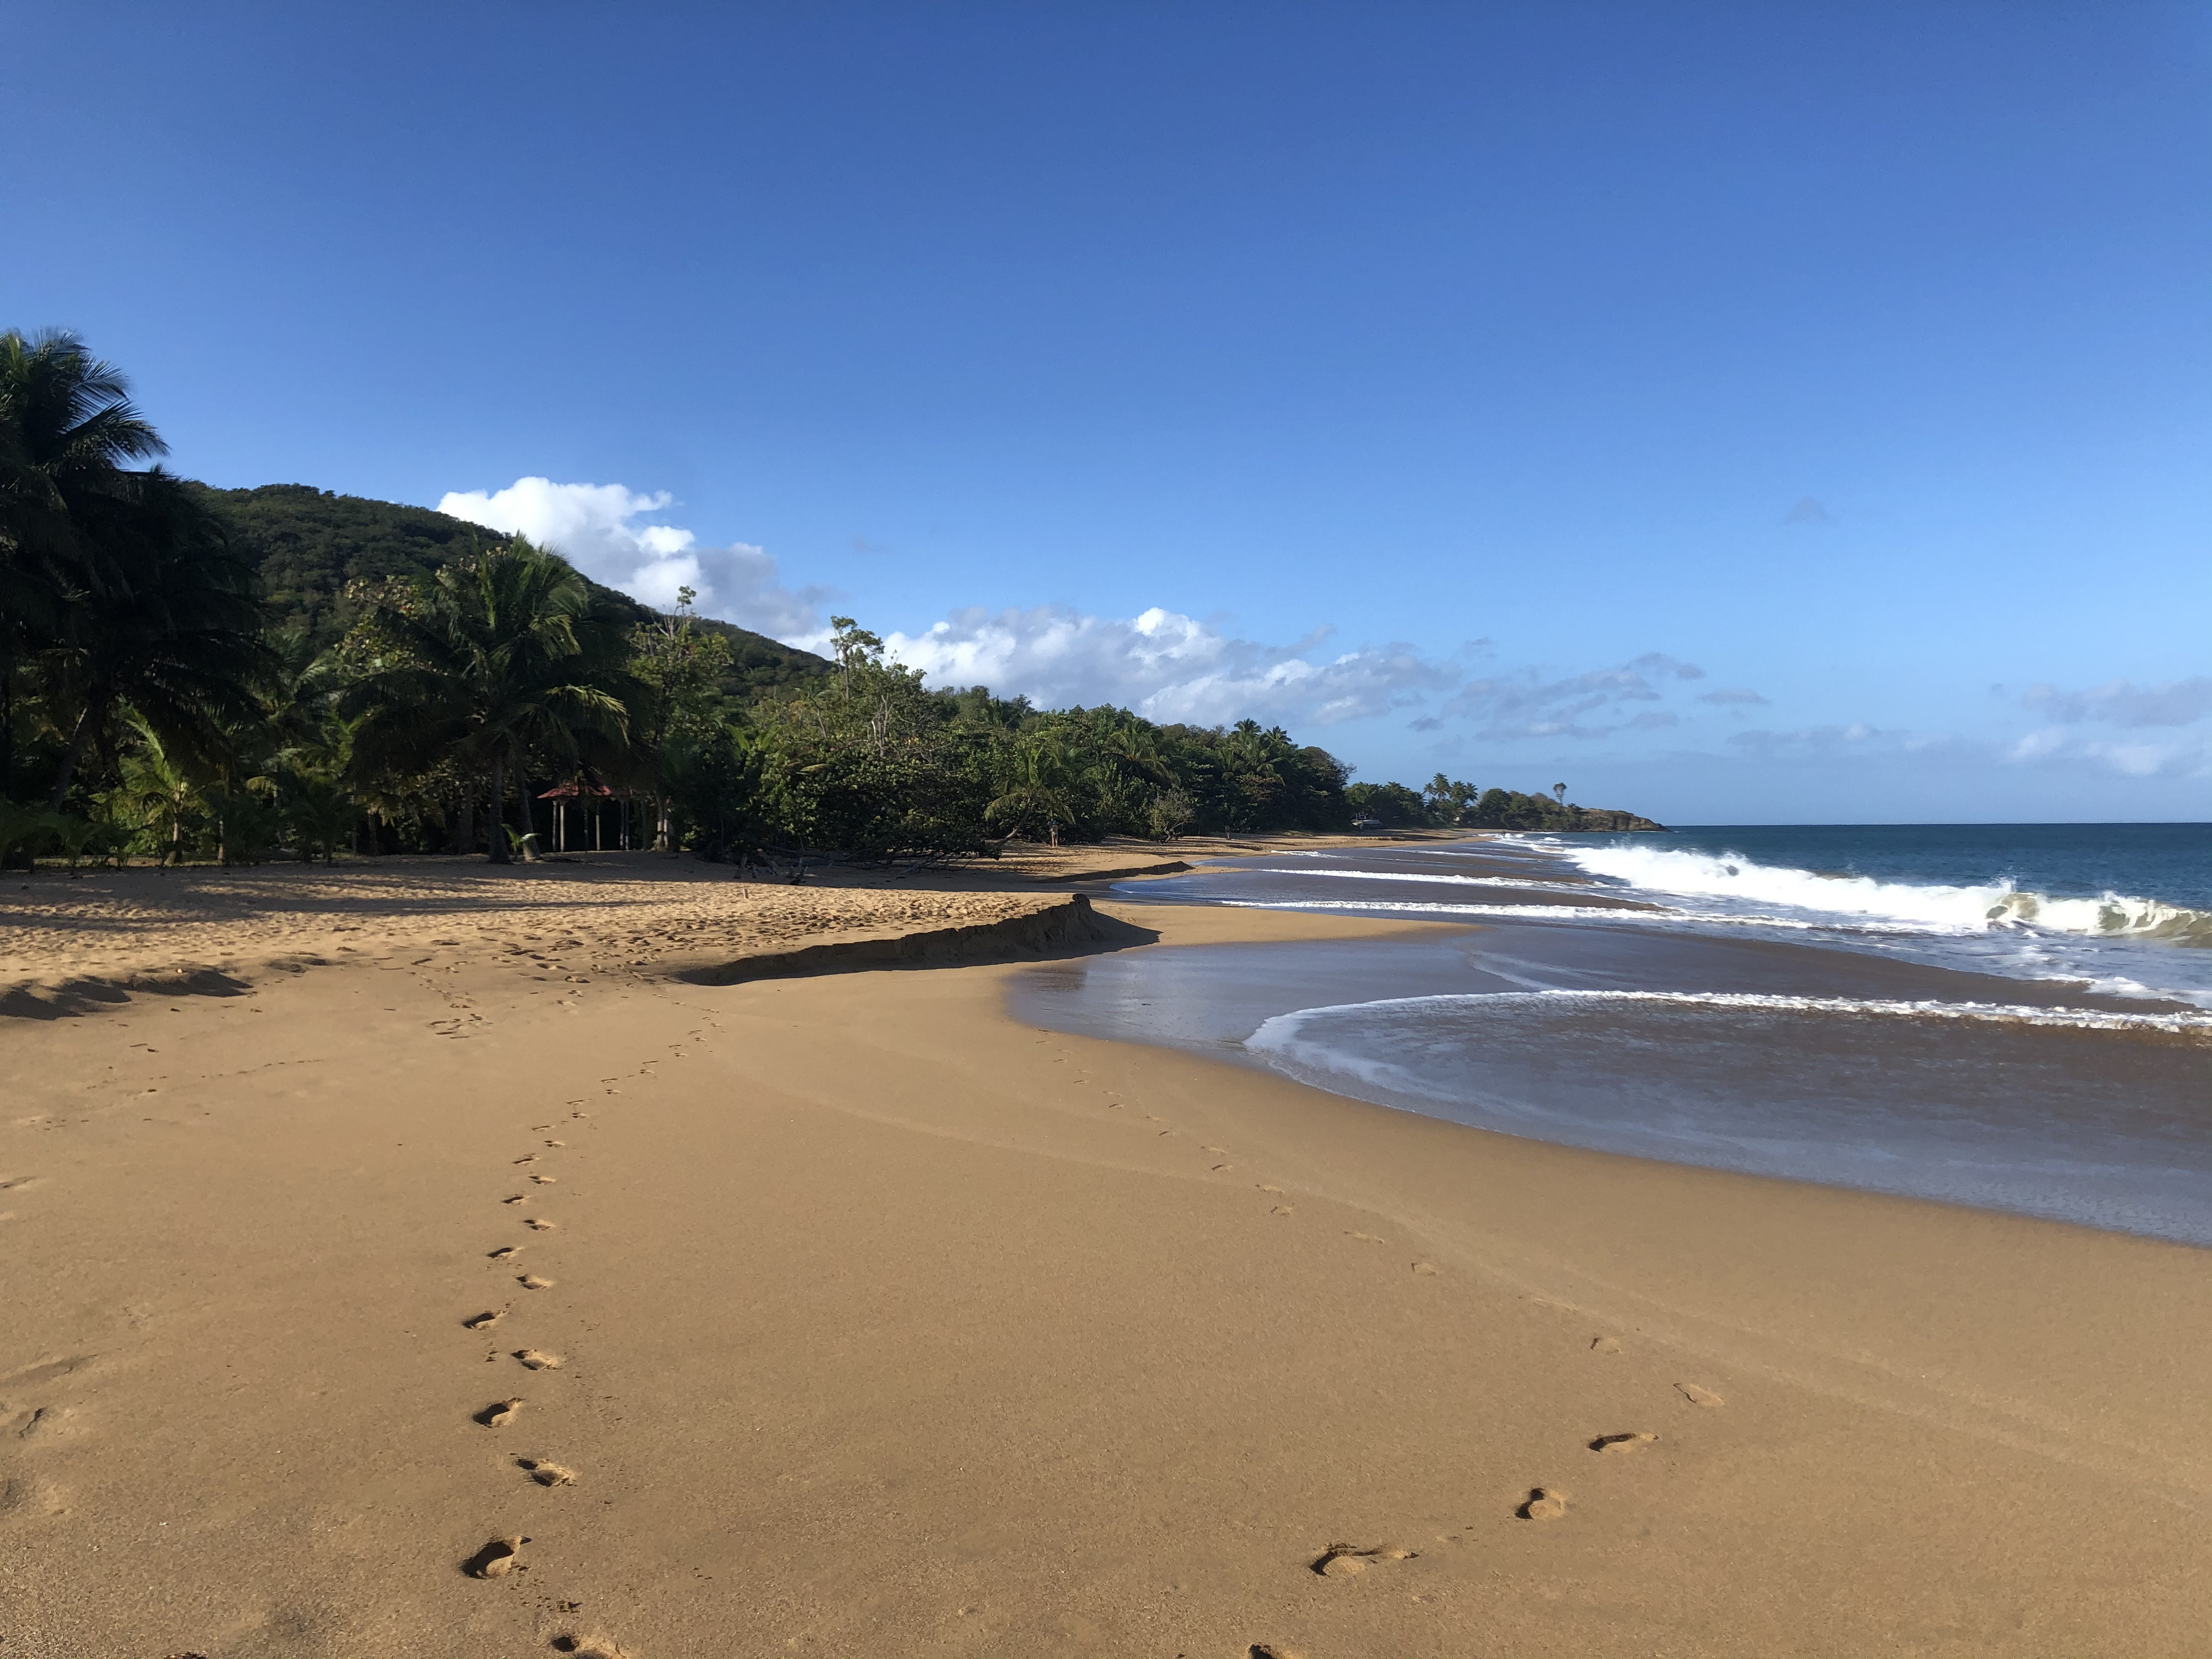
[191,482,830,693]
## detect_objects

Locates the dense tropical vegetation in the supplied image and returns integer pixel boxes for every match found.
[0,331,1652,871]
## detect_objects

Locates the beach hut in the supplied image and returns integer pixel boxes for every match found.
[537,778,615,853]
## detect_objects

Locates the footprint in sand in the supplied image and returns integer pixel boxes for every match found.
[544,1139,566,1147]
[1347,1232,1387,1244]
[503,1195,528,1205]
[1676,1383,1725,1408]
[1311,1542,1417,1577]
[551,1636,635,1658]
[518,1456,577,1486]
[488,1246,523,1262]
[513,1349,562,1370]
[1202,1145,1229,1155]
[1590,1335,1623,1354]
[474,1398,524,1427]
[1212,1164,1235,1172]
[463,1310,506,1331]
[1411,1261,1439,1275]
[463,1535,526,1578]
[1258,1184,1283,1194]
[518,1274,555,1291]
[1249,1647,1305,1659]
[1517,1488,1569,1521]
[1269,1205,1296,1217]
[1590,1432,1658,1454]
[522,1218,557,1231]
[530,1175,558,1185]
[513,1155,538,1166]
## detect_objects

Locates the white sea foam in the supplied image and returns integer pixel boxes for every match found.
[1248,989,2212,1057]
[1245,866,1583,890]
[1554,841,2212,946]
[1215,897,1921,932]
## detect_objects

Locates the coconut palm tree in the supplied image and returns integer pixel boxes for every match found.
[113,717,201,865]
[341,540,632,863]
[41,468,269,809]
[1,329,170,800]
[986,728,1082,842]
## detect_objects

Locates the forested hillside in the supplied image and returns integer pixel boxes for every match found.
[3,331,1657,870]
[192,483,830,695]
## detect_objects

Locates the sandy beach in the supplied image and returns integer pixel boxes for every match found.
[4,849,2209,1658]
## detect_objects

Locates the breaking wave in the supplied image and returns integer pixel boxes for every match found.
[1557,842,2212,946]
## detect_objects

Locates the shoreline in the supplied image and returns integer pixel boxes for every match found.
[0,832,1465,998]
[3,868,2209,1655]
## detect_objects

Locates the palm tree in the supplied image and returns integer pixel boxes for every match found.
[986,729,1081,842]
[342,541,631,863]
[0,330,170,800]
[113,717,200,865]
[41,468,269,809]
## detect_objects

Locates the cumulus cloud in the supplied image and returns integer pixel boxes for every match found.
[1698,687,1770,708]
[430,476,1735,743]
[874,605,1451,728]
[1432,653,1707,740]
[2020,676,2212,729]
[436,477,828,637]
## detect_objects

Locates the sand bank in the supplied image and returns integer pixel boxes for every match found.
[2,862,2208,1657]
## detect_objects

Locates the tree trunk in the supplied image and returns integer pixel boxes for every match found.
[1,650,12,801]
[456,793,474,857]
[46,698,106,812]
[512,740,537,859]
[487,753,510,863]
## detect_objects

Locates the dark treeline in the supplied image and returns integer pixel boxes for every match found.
[1348,776,1662,832]
[1,331,1654,870]
[0,331,1359,869]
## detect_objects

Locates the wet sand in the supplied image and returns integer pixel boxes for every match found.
[3,863,2209,1656]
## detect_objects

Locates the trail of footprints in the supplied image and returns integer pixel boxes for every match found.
[441,1020,1728,1648]
[454,1024,718,1655]
[1037,1028,1742,1632]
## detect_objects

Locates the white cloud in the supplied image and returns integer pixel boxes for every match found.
[1728,721,1898,758]
[2007,727,2211,778]
[873,605,1451,728]
[2000,676,2212,777]
[1433,653,1707,740]
[430,476,1739,744]
[2020,676,2212,729]
[436,477,827,637]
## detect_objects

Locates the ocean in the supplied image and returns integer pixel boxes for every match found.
[1553,822,2212,1005]
[1013,823,2212,1246]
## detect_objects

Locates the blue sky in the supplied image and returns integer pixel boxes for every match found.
[7,2,2208,821]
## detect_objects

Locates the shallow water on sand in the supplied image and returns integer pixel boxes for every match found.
[1018,850,2212,1245]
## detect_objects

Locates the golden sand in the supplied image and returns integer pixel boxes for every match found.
[2,849,2206,1656]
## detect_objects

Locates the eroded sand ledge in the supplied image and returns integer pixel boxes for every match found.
[2,855,2208,1657]
[672,893,1124,984]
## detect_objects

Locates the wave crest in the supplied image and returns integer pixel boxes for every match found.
[1559,843,2211,946]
